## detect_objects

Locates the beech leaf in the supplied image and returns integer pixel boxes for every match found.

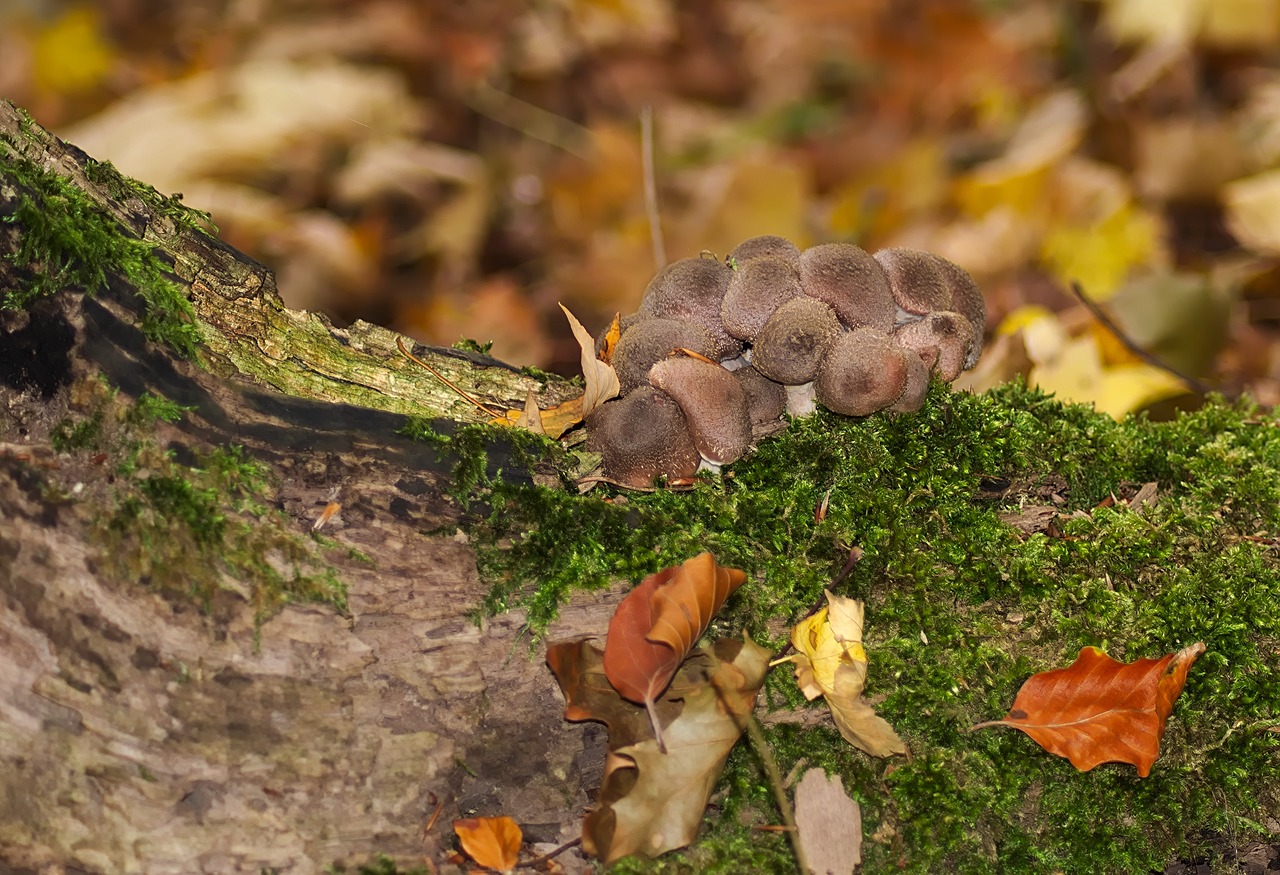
[776,591,906,757]
[547,636,771,864]
[602,553,747,749]
[453,815,522,873]
[972,642,1206,776]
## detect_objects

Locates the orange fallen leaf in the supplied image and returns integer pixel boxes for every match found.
[972,642,1206,776]
[598,313,622,364]
[453,815,522,872]
[490,394,583,439]
[602,553,746,751]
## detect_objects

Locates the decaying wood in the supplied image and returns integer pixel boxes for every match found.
[0,98,606,873]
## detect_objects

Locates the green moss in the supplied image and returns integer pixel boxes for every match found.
[51,410,105,452]
[0,151,202,357]
[81,156,216,233]
[49,386,349,628]
[441,379,1280,873]
[327,855,431,875]
[128,391,196,425]
[451,337,495,355]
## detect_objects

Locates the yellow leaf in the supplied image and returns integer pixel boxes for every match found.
[1101,0,1205,45]
[1028,333,1105,407]
[1094,364,1190,419]
[33,6,116,97]
[777,592,905,757]
[954,91,1086,220]
[1040,201,1162,301]
[491,395,583,439]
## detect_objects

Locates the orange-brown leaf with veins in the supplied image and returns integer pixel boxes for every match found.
[972,642,1206,776]
[453,815,522,872]
[602,553,746,750]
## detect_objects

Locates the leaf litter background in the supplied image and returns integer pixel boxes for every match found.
[12,0,1280,417]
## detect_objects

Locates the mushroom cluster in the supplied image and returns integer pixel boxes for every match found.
[586,237,986,487]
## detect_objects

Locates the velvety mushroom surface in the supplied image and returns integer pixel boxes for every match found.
[585,234,987,486]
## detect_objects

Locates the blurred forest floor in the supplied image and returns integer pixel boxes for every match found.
[9,0,1280,418]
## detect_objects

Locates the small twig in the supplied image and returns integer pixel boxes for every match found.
[396,336,504,418]
[523,836,582,868]
[640,105,667,270]
[464,83,592,157]
[742,712,809,873]
[708,663,810,874]
[1068,281,1214,396]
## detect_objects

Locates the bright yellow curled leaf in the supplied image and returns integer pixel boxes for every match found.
[776,591,905,757]
[453,815,522,872]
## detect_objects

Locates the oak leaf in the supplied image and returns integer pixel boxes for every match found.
[776,591,906,757]
[547,636,771,864]
[453,815,522,873]
[602,553,746,750]
[972,642,1206,776]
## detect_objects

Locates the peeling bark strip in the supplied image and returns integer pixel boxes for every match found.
[0,99,606,873]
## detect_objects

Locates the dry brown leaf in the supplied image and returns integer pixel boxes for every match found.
[453,815,522,872]
[560,302,620,415]
[512,389,546,435]
[547,637,771,864]
[602,553,746,750]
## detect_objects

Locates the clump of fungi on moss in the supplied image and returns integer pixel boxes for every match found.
[586,236,986,487]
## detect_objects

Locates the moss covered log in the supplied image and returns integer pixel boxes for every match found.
[3,96,1279,874]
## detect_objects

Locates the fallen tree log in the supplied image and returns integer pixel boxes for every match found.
[0,97,604,874]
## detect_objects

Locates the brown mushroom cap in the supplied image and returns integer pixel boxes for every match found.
[728,235,802,268]
[887,343,937,415]
[735,366,788,436]
[893,310,975,382]
[874,247,952,318]
[814,328,908,417]
[639,256,741,359]
[648,357,752,464]
[585,387,701,487]
[750,297,841,385]
[611,317,716,393]
[721,255,804,341]
[927,254,986,368]
[799,243,896,332]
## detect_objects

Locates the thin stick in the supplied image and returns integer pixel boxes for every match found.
[641,105,667,270]
[396,336,503,418]
[1069,281,1214,396]
[709,667,810,874]
[523,836,582,867]
[742,712,809,873]
[465,83,592,157]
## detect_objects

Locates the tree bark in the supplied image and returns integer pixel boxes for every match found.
[1,99,602,874]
